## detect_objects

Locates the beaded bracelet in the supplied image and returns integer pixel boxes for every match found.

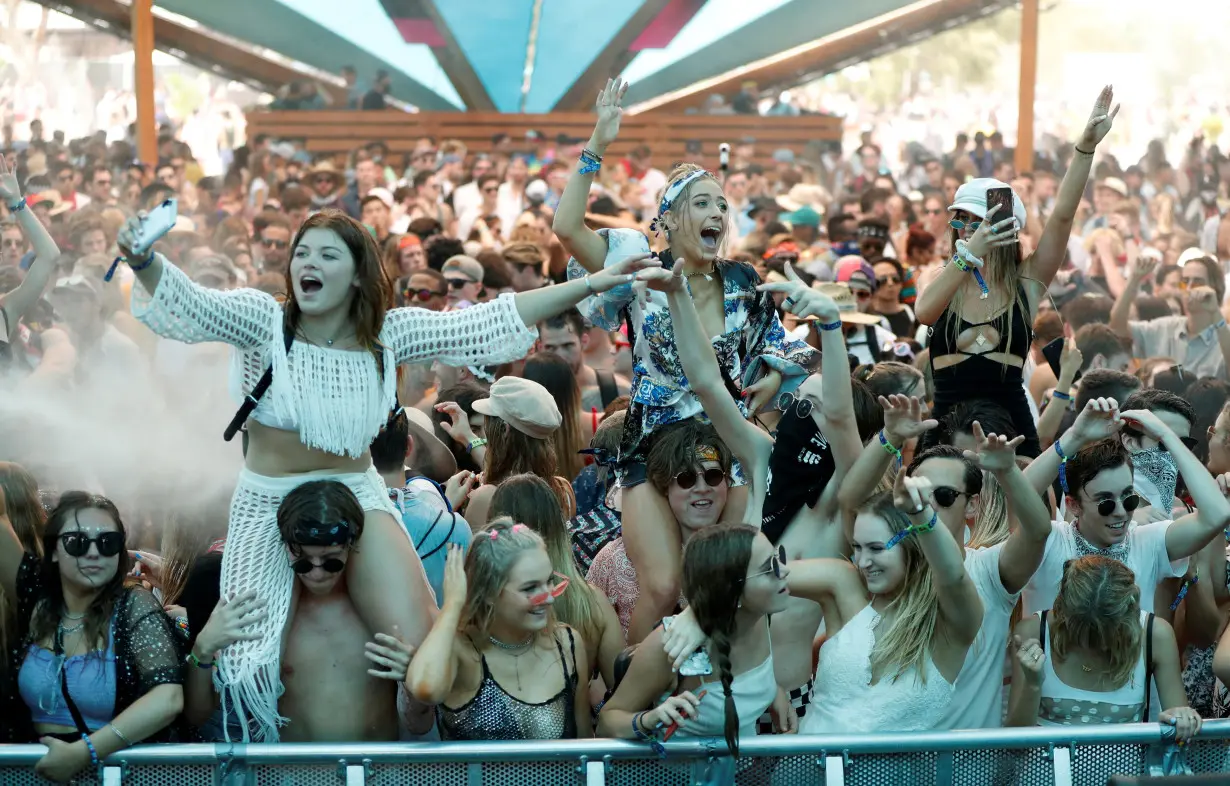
[878,430,903,468]
[815,320,842,332]
[1054,440,1069,496]
[82,733,100,769]
[578,149,602,176]
[885,510,939,550]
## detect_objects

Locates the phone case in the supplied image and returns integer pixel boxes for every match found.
[130,198,178,255]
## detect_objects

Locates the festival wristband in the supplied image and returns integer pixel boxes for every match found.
[466,437,487,454]
[878,430,903,468]
[1050,390,1072,401]
[1170,567,1199,612]
[104,252,154,283]
[186,651,214,670]
[8,196,26,213]
[885,510,938,549]
[1054,440,1069,495]
[815,320,842,332]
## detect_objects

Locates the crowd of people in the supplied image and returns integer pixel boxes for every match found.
[0,74,1229,784]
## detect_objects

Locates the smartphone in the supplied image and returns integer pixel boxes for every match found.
[130,198,178,256]
[986,186,1014,225]
[1041,336,1080,384]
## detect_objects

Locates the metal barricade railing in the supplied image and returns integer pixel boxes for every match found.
[1,720,1228,785]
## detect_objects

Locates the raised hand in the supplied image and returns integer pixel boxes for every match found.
[756,261,841,323]
[1057,338,1083,385]
[1187,286,1220,318]
[444,469,481,510]
[1078,85,1120,151]
[962,421,1027,474]
[1127,251,1158,284]
[0,156,20,206]
[880,394,939,446]
[1119,408,1173,443]
[964,204,1020,259]
[591,78,629,150]
[893,468,934,514]
[434,402,475,447]
[636,257,684,294]
[441,544,467,614]
[592,251,659,294]
[1070,397,1123,446]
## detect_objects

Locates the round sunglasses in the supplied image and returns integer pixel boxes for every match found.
[1089,493,1141,518]
[948,218,981,232]
[777,391,813,420]
[60,532,124,558]
[674,468,726,490]
[406,287,446,302]
[931,486,966,509]
[748,545,787,580]
[290,557,346,575]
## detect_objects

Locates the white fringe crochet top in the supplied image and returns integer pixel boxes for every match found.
[131,257,537,458]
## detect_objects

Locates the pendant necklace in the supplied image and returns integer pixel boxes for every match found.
[684,264,715,282]
[489,634,534,690]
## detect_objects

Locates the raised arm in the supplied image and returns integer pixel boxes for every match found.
[836,395,937,542]
[962,424,1052,595]
[1023,397,1122,497]
[895,471,983,646]
[1025,86,1120,288]
[1113,410,1230,560]
[1036,339,1082,448]
[915,208,1018,325]
[0,160,59,341]
[405,545,465,704]
[553,79,628,274]
[1109,255,1155,340]
[653,260,769,523]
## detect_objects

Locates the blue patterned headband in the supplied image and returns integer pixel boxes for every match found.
[657,169,711,220]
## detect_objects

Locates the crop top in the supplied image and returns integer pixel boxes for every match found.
[131,257,538,458]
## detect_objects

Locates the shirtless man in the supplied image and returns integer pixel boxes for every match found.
[538,308,629,414]
[184,481,433,741]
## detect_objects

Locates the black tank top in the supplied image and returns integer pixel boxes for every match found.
[929,285,1033,392]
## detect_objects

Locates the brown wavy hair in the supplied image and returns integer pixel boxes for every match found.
[1051,556,1142,687]
[282,210,393,357]
[522,351,585,480]
[0,462,45,556]
[483,416,575,517]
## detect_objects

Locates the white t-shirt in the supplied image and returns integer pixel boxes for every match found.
[938,543,1018,729]
[1023,520,1189,616]
[845,323,898,366]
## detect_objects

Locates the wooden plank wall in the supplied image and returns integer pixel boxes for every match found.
[245,111,843,170]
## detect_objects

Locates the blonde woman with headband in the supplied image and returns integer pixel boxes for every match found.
[406,519,591,741]
[553,77,816,643]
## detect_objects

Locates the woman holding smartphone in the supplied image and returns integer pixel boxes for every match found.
[916,87,1120,457]
[113,208,650,741]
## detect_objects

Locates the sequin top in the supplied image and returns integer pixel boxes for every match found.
[2,553,184,743]
[567,229,817,464]
[438,628,579,741]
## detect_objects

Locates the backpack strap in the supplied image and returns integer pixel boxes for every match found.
[226,325,295,444]
[1039,610,1047,654]
[1143,612,1155,720]
[865,325,883,363]
[595,370,619,409]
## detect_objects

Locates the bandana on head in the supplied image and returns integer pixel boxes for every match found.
[651,169,711,235]
[293,520,356,547]
[695,445,720,464]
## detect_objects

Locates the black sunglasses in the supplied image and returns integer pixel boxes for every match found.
[260,238,289,249]
[445,278,473,290]
[932,486,965,509]
[674,467,726,490]
[749,545,788,580]
[290,557,346,575]
[1092,493,1141,518]
[60,531,124,558]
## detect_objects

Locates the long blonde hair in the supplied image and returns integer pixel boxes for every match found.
[1051,556,1142,687]
[658,163,733,258]
[968,470,1009,549]
[488,475,601,646]
[862,492,940,685]
[945,228,1033,372]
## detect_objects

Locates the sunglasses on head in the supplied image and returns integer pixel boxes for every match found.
[748,545,788,580]
[407,287,446,302]
[60,531,124,558]
[674,467,726,490]
[526,572,571,606]
[446,278,473,290]
[289,556,346,574]
[948,218,981,232]
[931,486,965,509]
[1089,493,1141,517]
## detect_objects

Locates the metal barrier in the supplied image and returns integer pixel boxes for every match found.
[2,721,1229,785]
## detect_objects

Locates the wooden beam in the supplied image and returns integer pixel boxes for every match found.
[629,0,1012,115]
[131,0,155,167]
[32,0,348,104]
[1015,0,1039,174]
[416,0,496,111]
[553,0,673,112]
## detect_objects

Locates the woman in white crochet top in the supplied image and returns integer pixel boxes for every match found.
[115,209,651,741]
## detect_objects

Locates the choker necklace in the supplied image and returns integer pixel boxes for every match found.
[62,610,86,621]
[488,634,533,653]
[58,619,85,634]
[683,264,716,282]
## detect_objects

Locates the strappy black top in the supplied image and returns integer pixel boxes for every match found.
[438,627,579,741]
[929,285,1033,396]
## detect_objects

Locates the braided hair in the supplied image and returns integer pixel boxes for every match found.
[681,523,757,758]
